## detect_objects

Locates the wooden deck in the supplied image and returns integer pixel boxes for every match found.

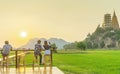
[1,67,64,74]
[0,50,64,74]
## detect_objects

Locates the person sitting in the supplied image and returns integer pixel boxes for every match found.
[1,41,12,62]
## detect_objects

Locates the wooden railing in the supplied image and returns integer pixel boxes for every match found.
[0,49,53,69]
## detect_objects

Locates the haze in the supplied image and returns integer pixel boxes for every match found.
[0,0,120,47]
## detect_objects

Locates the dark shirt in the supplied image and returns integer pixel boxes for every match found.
[43,45,50,50]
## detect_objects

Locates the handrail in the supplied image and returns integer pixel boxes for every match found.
[0,49,53,69]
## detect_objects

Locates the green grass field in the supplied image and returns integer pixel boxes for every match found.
[24,50,120,74]
[53,50,120,74]
[1,50,120,74]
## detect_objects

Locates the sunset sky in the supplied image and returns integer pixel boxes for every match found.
[0,0,120,47]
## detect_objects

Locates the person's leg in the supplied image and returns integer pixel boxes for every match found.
[2,54,5,61]
[1,52,4,61]
[35,56,37,60]
[34,52,38,62]
[34,54,38,63]
[36,56,38,62]
[44,55,46,70]
[39,53,42,64]
[2,55,5,70]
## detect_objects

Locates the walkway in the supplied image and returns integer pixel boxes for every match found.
[1,67,64,74]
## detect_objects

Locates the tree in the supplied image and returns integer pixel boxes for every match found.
[86,41,92,49]
[100,41,105,48]
[63,42,78,50]
[77,42,86,50]
[92,43,98,49]
[50,43,57,53]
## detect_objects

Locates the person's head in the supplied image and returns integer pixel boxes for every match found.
[5,41,9,44]
[44,41,48,45]
[37,40,41,44]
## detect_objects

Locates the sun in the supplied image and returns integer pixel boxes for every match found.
[20,31,27,38]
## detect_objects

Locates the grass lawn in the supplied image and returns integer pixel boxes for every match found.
[1,50,120,74]
[53,50,120,74]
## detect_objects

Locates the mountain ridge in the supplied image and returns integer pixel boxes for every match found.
[20,38,70,49]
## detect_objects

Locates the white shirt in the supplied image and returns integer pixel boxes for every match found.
[2,44,12,55]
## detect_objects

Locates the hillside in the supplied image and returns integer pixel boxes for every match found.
[63,25,120,49]
[20,38,70,49]
[85,25,120,49]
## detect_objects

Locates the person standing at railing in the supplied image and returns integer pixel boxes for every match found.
[34,40,43,65]
[1,41,12,61]
[43,41,52,72]
[43,41,51,55]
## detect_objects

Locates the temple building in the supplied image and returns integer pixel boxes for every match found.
[102,11,119,29]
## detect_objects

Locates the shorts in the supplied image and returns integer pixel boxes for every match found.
[44,50,50,55]
[2,53,8,57]
[34,51,41,56]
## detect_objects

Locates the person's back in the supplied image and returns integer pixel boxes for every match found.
[43,45,50,50]
[2,41,12,56]
[34,40,42,56]
[43,41,51,55]
[34,40,43,64]
[3,44,12,55]
[34,43,42,55]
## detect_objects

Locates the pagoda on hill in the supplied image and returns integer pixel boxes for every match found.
[102,11,119,29]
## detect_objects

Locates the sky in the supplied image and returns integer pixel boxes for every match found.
[0,0,120,47]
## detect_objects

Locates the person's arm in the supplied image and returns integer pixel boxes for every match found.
[42,45,45,51]
[34,44,36,50]
[11,46,12,51]
[2,45,5,51]
[40,45,44,51]
[1,45,4,53]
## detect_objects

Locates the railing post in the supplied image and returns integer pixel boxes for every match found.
[51,50,52,65]
[15,50,18,69]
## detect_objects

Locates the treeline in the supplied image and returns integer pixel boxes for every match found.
[64,25,120,50]
[63,41,86,50]
[63,41,100,50]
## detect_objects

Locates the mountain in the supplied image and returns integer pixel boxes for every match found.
[20,38,70,49]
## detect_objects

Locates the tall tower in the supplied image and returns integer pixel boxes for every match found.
[112,11,119,29]
[104,14,112,27]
